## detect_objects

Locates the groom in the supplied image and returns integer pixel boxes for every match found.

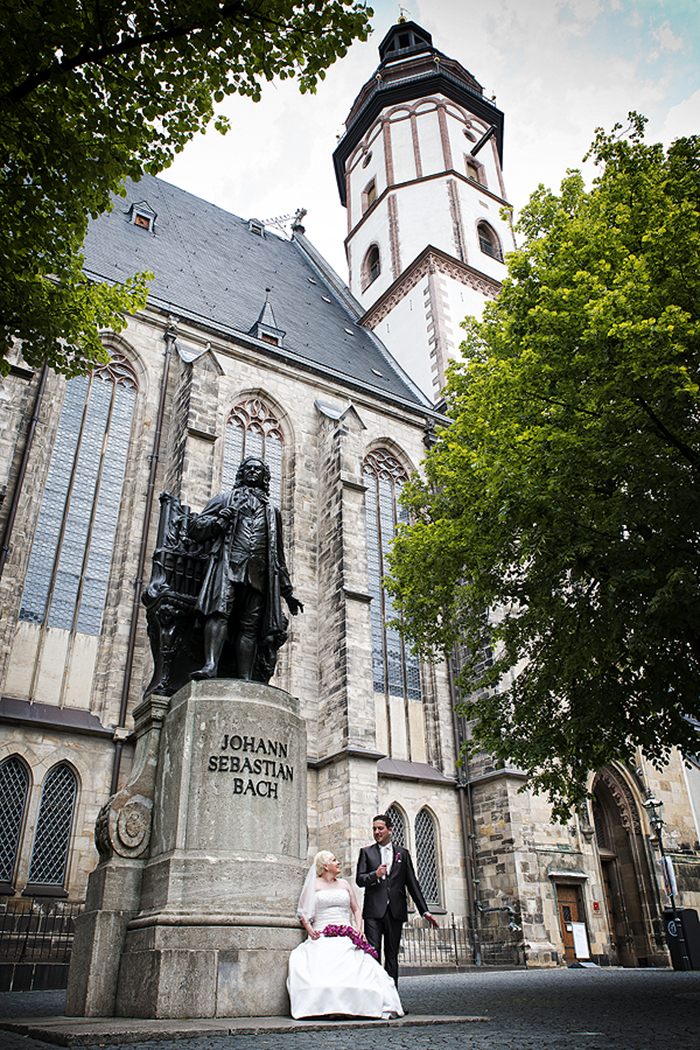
[356,812,439,985]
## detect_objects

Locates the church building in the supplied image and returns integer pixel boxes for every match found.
[0,19,698,977]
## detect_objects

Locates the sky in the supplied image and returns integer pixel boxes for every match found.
[164,0,700,278]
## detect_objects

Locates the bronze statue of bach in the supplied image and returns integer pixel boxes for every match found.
[188,456,303,682]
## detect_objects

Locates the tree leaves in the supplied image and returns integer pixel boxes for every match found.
[0,0,372,374]
[386,116,700,820]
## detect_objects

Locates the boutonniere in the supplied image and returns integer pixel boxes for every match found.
[394,852,402,864]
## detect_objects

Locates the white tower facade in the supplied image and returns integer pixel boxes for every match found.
[334,21,513,402]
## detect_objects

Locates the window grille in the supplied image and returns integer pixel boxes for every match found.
[19,352,138,636]
[477,222,503,262]
[415,808,440,907]
[0,758,29,884]
[363,449,422,704]
[27,764,77,887]
[222,398,284,507]
[385,805,406,850]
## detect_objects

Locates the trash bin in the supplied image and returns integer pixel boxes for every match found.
[663,909,700,970]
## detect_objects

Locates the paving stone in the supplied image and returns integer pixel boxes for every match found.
[1,968,700,1050]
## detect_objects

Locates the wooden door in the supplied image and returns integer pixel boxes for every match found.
[556,884,582,963]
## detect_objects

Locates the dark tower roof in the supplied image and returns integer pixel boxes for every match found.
[332,20,505,206]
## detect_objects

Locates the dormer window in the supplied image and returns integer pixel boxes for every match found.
[128,201,156,232]
[248,219,265,236]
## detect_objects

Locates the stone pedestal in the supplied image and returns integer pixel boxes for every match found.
[68,679,307,1019]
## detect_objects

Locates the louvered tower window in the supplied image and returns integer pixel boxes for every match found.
[385,805,406,850]
[364,449,422,704]
[19,352,138,636]
[415,808,440,907]
[27,764,77,889]
[222,398,284,507]
[0,757,29,887]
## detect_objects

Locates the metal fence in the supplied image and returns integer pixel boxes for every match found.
[399,912,525,969]
[0,900,522,985]
[0,898,83,965]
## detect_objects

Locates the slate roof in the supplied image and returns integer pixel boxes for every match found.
[82,174,429,408]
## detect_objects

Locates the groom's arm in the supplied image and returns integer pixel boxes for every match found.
[402,849,438,924]
[356,847,381,889]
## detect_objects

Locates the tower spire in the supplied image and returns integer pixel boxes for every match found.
[333,19,512,403]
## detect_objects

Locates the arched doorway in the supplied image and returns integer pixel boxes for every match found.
[591,767,667,966]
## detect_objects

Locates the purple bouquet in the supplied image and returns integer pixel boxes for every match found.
[322,924,379,960]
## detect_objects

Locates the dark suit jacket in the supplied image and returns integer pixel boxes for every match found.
[356,843,429,923]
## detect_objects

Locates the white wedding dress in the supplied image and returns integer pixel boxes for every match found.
[287,886,404,1019]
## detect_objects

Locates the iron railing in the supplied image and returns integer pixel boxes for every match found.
[399,912,525,969]
[0,898,83,964]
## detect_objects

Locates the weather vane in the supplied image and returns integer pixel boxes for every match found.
[398,5,409,22]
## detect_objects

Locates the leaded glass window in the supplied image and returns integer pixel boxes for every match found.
[19,352,138,636]
[27,764,77,887]
[364,449,422,703]
[415,808,440,907]
[385,805,406,849]
[222,398,284,506]
[0,757,29,884]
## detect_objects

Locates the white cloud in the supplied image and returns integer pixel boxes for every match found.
[652,20,684,53]
[656,87,700,145]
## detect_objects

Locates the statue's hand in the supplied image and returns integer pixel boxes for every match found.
[286,594,304,615]
[218,507,235,527]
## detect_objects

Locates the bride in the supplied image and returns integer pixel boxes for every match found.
[287,850,404,1019]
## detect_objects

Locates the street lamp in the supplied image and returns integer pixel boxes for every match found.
[643,792,691,970]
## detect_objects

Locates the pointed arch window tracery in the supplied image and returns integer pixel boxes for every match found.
[222,397,285,506]
[363,449,422,705]
[0,757,30,887]
[19,350,139,636]
[415,808,440,907]
[385,804,406,850]
[27,763,77,890]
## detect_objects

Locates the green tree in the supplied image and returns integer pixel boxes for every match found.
[0,0,371,375]
[386,116,700,819]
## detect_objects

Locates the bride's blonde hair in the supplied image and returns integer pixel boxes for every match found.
[314,850,335,875]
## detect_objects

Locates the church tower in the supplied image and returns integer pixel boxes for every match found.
[333,19,513,402]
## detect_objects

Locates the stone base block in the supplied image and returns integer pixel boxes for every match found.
[65,859,144,1017]
[115,922,303,1018]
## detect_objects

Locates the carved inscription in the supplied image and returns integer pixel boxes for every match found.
[207,734,293,799]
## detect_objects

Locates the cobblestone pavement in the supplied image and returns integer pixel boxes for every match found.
[1,967,699,1050]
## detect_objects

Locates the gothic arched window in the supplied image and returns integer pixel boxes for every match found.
[222,398,284,507]
[477,222,503,262]
[415,808,440,907]
[362,245,381,290]
[364,449,422,704]
[19,352,139,636]
[27,763,77,890]
[0,756,30,888]
[385,804,406,850]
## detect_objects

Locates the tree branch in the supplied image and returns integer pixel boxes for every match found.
[634,393,700,469]
[3,1,263,103]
